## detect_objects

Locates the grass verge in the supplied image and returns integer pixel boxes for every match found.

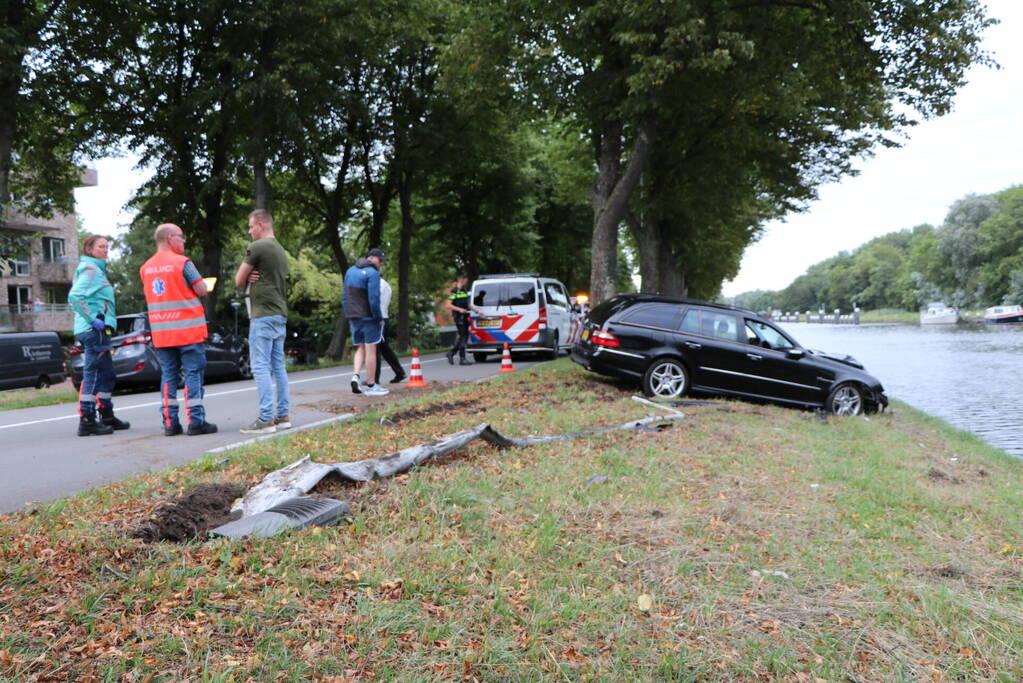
[0,382,78,412]
[2,360,1022,681]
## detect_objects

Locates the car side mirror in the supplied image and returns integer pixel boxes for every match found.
[785,348,805,359]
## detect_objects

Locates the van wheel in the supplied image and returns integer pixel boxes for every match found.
[473,352,488,363]
[35,375,52,389]
[547,332,559,360]
[642,358,688,399]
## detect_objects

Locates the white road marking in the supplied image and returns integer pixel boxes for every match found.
[0,356,496,430]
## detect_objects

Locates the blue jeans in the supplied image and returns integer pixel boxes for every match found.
[249,315,290,422]
[155,343,207,427]
[76,329,116,418]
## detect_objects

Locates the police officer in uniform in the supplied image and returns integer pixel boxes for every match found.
[139,223,218,435]
[444,273,474,365]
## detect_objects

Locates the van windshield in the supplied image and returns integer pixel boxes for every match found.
[473,282,536,307]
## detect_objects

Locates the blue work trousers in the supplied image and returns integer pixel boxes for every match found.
[155,343,207,428]
[76,329,116,418]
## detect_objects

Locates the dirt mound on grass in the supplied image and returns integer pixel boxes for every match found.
[383,399,484,425]
[131,483,246,543]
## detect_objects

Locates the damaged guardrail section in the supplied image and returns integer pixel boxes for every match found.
[214,399,683,538]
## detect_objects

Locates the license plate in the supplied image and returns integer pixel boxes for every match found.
[477,318,501,329]
[582,329,590,340]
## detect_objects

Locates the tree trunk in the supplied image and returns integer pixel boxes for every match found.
[627,210,660,293]
[253,155,270,210]
[363,153,395,249]
[325,311,348,360]
[658,237,687,297]
[0,70,24,213]
[251,28,273,211]
[588,120,655,303]
[397,168,414,352]
[319,148,354,359]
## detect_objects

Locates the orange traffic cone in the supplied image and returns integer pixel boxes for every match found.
[407,349,428,387]
[499,343,516,372]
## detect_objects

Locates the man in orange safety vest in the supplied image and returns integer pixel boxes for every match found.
[139,223,218,436]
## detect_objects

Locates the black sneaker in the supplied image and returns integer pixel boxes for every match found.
[389,373,407,384]
[164,423,184,436]
[187,421,218,435]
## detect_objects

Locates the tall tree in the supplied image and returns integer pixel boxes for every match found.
[495,0,992,302]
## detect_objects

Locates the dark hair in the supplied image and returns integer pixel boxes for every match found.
[82,234,110,257]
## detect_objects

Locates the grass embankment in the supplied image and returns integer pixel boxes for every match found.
[0,382,77,411]
[858,309,919,323]
[3,361,1022,680]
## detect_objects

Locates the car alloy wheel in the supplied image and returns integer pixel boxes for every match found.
[643,358,688,399]
[237,351,252,379]
[827,383,863,416]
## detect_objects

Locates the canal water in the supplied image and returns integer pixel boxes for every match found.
[780,322,1023,457]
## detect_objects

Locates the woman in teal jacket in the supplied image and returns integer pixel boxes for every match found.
[68,235,129,436]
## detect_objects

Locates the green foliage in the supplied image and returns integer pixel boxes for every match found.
[737,185,1023,312]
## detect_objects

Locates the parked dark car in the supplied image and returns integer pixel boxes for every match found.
[571,295,888,415]
[0,332,66,390]
[69,313,251,389]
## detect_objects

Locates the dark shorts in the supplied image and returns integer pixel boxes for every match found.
[349,317,383,345]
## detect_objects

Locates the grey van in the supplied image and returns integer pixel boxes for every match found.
[0,332,67,390]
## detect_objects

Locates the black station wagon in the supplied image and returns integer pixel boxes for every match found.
[571,295,888,415]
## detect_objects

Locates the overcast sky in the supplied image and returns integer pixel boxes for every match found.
[74,2,1023,295]
[721,0,1023,296]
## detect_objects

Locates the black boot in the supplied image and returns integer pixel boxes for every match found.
[446,349,455,365]
[78,415,114,436]
[99,406,130,430]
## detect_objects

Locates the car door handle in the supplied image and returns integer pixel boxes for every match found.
[746,353,762,361]
[684,341,701,349]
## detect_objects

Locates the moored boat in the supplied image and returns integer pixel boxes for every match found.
[983,304,1023,324]
[920,302,959,325]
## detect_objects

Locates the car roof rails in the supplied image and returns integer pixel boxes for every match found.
[477,273,541,280]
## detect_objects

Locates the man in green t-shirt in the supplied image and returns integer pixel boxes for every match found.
[234,209,291,434]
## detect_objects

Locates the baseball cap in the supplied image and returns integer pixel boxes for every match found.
[368,248,387,261]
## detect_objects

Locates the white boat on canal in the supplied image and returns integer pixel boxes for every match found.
[983,304,1023,324]
[920,302,959,325]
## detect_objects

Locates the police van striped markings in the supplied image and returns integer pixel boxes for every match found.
[470,314,540,345]
[0,356,470,430]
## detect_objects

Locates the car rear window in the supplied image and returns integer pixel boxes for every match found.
[619,303,681,329]
[680,309,739,341]
[116,316,147,336]
[587,296,634,325]
[473,282,536,307]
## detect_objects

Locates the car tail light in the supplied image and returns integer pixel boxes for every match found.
[538,306,548,330]
[590,328,620,347]
[121,334,152,346]
[67,346,82,357]
[132,362,146,372]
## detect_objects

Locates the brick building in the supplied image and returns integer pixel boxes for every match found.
[0,168,97,333]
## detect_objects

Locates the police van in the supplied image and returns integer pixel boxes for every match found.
[0,332,66,390]
[467,274,582,362]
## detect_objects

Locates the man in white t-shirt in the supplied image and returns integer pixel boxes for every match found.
[374,275,407,384]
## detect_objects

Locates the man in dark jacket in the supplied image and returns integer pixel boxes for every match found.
[342,248,389,396]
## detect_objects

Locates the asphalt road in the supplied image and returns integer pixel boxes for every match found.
[0,351,547,514]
